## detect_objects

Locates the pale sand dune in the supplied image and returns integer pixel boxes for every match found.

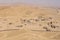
[0,4,60,40]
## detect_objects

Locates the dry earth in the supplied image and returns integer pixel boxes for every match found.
[0,4,60,40]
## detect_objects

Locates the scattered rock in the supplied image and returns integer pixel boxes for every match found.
[8,23,13,25]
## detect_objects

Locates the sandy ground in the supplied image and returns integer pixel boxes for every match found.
[0,4,60,40]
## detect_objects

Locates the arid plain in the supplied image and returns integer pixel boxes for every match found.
[0,4,60,40]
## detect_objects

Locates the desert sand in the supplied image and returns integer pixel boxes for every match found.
[0,4,60,40]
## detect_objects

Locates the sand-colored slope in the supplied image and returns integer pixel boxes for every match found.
[0,5,60,40]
